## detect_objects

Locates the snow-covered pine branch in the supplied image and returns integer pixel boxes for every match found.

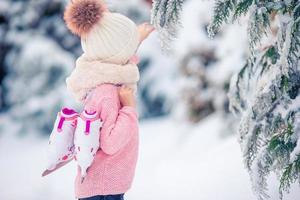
[209,0,300,199]
[207,0,236,38]
[151,0,184,51]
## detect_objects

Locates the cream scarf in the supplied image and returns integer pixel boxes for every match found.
[66,55,139,103]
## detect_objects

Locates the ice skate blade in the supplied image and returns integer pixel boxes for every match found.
[41,159,73,177]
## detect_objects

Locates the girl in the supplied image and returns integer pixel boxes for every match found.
[63,0,154,199]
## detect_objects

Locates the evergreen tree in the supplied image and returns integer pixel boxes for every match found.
[210,1,300,199]
[151,0,300,199]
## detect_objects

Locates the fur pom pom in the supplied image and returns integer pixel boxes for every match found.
[64,0,106,36]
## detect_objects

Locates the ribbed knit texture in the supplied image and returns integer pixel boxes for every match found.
[81,12,139,65]
[75,84,139,199]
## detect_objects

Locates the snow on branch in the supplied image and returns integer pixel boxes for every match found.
[151,0,184,51]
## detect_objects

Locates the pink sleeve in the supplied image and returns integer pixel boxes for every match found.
[83,85,139,155]
[99,98,139,155]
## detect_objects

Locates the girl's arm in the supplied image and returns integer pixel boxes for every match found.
[99,98,138,155]
[84,85,138,155]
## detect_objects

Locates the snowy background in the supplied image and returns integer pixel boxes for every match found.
[0,0,299,200]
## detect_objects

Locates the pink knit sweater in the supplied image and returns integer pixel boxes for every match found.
[74,84,139,199]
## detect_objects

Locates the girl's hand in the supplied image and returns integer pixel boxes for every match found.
[137,22,155,43]
[119,86,136,108]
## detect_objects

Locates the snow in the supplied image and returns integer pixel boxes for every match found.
[0,133,76,200]
[1,114,299,200]
[127,115,254,200]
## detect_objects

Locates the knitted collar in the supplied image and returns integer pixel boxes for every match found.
[66,55,139,103]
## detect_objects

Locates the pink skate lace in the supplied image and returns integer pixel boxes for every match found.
[81,110,99,135]
[57,108,78,132]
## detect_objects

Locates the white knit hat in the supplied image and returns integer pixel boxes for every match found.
[81,12,139,64]
[64,0,140,64]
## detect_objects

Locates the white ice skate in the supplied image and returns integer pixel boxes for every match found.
[74,110,102,183]
[42,108,78,176]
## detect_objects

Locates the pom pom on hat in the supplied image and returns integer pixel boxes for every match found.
[64,0,107,36]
